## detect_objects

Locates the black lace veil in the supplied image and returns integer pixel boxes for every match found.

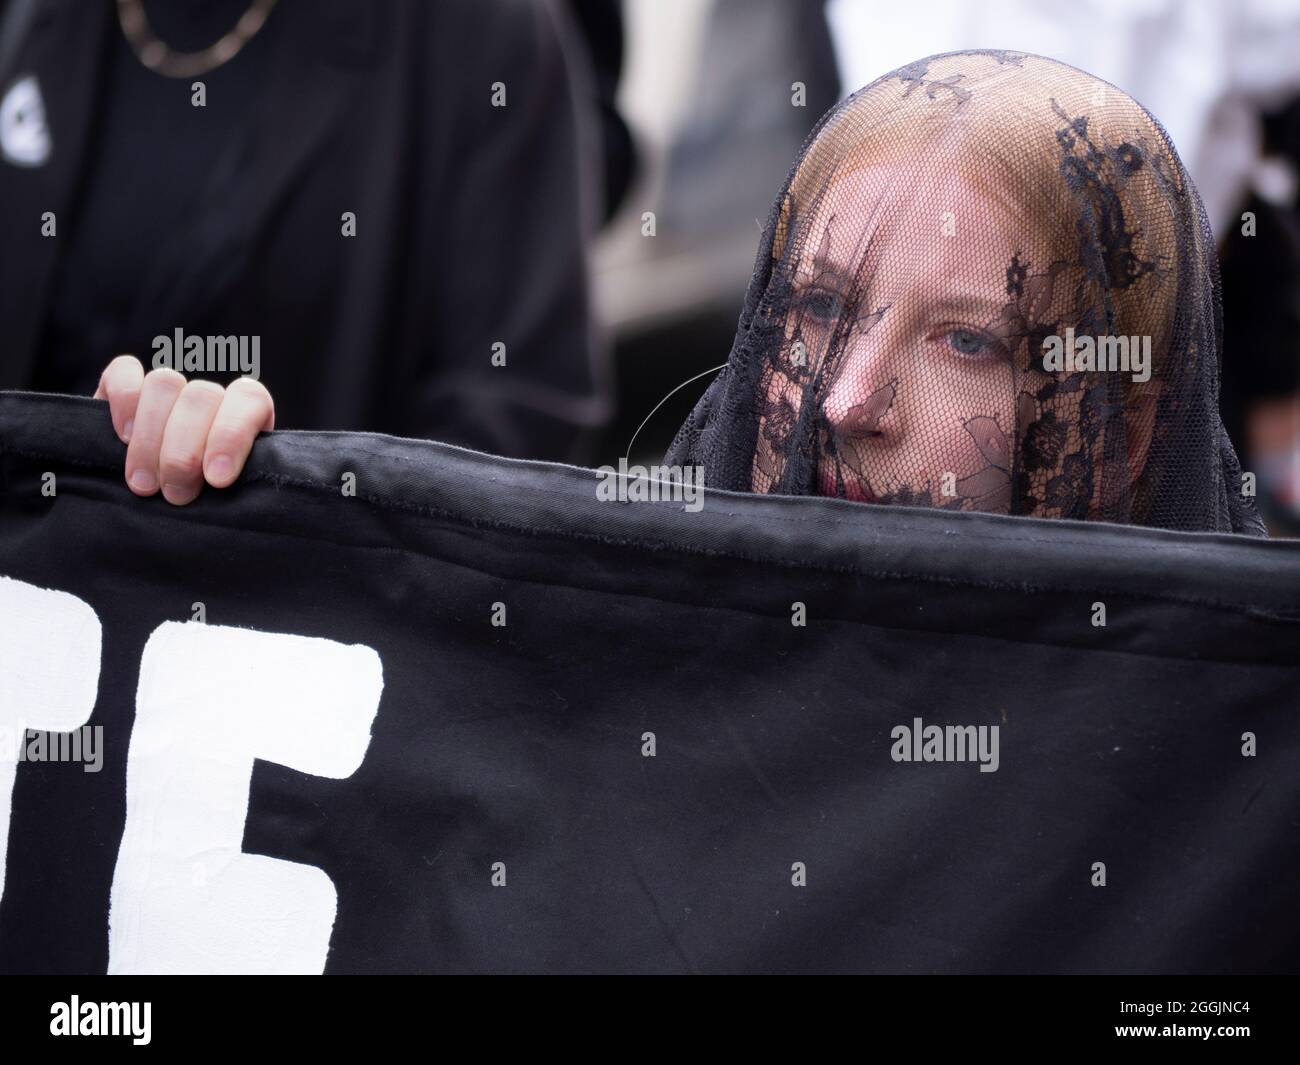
[666,51,1267,536]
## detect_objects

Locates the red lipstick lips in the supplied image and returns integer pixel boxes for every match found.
[819,463,877,502]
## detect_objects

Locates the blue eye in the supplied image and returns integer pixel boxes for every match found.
[799,289,844,323]
[945,329,1002,360]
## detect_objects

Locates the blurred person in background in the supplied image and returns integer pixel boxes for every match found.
[0,0,617,463]
[1218,95,1300,534]
[566,0,636,229]
[659,0,839,242]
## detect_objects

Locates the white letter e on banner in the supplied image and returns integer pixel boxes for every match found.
[108,622,382,974]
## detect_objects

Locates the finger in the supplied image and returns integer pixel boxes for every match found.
[123,369,186,496]
[93,355,145,443]
[203,377,275,488]
[158,380,226,505]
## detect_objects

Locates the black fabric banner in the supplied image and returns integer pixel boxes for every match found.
[0,392,1297,974]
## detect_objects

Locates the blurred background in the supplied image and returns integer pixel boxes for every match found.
[587,0,1300,534]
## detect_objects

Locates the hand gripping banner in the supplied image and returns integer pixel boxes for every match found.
[0,393,1297,974]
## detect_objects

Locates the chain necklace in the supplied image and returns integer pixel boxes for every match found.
[116,0,278,79]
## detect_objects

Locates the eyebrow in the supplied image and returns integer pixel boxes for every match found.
[794,255,857,290]
[791,267,1008,321]
[927,293,1011,321]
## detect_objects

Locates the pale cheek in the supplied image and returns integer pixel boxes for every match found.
[942,421,989,482]
[905,357,1015,475]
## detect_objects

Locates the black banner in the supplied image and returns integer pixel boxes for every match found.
[0,392,1297,975]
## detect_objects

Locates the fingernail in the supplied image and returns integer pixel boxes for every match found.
[207,455,232,482]
[129,468,156,493]
[161,483,195,505]
[121,418,133,443]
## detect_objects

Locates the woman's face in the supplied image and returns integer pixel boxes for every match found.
[760,162,1057,511]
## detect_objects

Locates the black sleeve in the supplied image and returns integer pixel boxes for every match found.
[406,0,611,463]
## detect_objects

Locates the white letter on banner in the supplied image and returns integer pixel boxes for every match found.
[0,577,102,907]
[108,622,383,974]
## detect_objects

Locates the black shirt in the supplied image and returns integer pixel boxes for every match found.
[35,0,279,395]
[2,0,608,462]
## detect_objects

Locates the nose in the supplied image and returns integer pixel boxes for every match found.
[829,379,896,437]
[819,317,903,443]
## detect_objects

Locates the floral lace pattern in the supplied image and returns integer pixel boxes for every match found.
[665,51,1267,537]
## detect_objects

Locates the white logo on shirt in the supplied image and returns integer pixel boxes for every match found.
[0,74,51,167]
